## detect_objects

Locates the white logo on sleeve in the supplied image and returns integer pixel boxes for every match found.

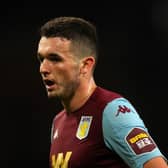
[53,129,59,139]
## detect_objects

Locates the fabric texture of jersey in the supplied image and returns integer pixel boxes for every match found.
[49,86,165,168]
[103,97,164,168]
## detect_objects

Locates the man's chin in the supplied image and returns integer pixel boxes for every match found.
[48,94,58,99]
[47,91,60,99]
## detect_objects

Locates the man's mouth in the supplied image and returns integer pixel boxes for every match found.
[44,79,56,89]
[44,79,55,85]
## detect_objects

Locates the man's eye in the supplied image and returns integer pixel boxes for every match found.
[49,56,62,62]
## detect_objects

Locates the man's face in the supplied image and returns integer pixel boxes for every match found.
[37,37,81,99]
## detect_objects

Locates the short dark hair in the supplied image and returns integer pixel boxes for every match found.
[40,16,98,61]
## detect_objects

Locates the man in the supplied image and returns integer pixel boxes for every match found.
[37,16,167,168]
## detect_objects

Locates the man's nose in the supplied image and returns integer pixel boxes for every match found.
[40,59,51,75]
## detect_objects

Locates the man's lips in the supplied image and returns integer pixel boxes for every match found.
[44,79,55,86]
[43,79,57,90]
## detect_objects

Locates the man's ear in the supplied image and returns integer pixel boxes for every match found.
[80,56,95,75]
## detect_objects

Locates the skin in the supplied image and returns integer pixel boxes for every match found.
[37,36,168,167]
[144,156,167,168]
[37,36,97,112]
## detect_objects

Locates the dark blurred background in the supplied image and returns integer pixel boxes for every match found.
[2,1,168,168]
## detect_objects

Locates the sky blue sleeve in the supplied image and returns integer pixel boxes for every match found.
[102,97,166,168]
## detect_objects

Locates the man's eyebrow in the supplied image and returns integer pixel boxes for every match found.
[37,53,63,62]
[37,52,60,58]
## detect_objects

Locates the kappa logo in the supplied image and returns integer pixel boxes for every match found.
[76,116,92,140]
[116,105,131,116]
[53,129,59,139]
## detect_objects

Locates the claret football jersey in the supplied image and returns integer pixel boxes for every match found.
[49,87,165,168]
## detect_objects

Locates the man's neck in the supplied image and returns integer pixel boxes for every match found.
[62,78,97,113]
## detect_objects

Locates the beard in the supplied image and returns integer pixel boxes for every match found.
[46,78,80,101]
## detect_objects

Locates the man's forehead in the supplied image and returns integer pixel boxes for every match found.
[38,36,71,53]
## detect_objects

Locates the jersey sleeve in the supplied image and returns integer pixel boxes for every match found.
[102,97,166,168]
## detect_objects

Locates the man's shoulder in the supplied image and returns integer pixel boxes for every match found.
[93,86,123,102]
[89,86,123,110]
